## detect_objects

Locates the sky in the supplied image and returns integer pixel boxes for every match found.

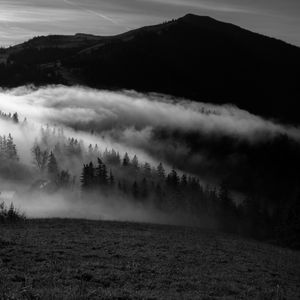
[0,0,299,47]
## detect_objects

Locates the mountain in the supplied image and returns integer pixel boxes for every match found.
[0,14,299,123]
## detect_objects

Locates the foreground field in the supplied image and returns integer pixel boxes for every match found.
[0,219,299,299]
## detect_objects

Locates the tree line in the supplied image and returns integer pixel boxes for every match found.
[1,111,299,249]
[0,111,19,123]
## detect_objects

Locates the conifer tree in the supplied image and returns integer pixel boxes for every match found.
[132,155,139,170]
[6,134,19,161]
[143,162,151,178]
[12,112,19,124]
[96,158,108,186]
[58,170,71,187]
[0,136,6,160]
[88,162,95,187]
[180,174,188,188]
[109,169,114,186]
[156,162,166,179]
[166,169,179,188]
[132,181,139,199]
[47,151,59,180]
[122,152,130,167]
[32,143,48,172]
[88,144,93,156]
[81,164,89,190]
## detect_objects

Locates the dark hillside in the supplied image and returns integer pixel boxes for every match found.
[0,14,300,123]
[69,14,299,123]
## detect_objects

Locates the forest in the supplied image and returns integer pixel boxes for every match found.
[1,108,299,249]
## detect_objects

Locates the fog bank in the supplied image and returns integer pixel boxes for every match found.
[1,85,299,224]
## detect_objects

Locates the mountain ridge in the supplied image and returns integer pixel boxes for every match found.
[0,14,299,123]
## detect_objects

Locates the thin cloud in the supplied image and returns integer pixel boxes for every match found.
[63,0,131,30]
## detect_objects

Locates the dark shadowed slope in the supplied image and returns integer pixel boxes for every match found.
[0,14,300,123]
[0,219,299,299]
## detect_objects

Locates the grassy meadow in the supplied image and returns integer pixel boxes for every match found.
[0,219,299,299]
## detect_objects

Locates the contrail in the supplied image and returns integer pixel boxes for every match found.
[63,0,131,31]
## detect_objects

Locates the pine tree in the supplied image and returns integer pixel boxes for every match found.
[116,152,121,166]
[132,181,139,199]
[58,170,71,187]
[6,134,19,161]
[96,158,108,186]
[7,203,17,221]
[32,143,48,172]
[103,164,108,184]
[80,164,89,190]
[132,155,139,170]
[88,144,93,156]
[143,162,151,178]
[12,112,19,124]
[47,151,59,180]
[180,174,188,188]
[166,169,179,188]
[94,144,99,156]
[122,152,130,167]
[88,162,95,187]
[156,162,165,179]
[0,136,6,160]
[96,158,104,182]
[109,169,114,186]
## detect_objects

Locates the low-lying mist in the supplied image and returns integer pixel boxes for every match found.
[0,85,300,230]
[1,85,299,141]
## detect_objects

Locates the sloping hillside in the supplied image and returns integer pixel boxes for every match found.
[0,14,300,123]
[0,219,299,299]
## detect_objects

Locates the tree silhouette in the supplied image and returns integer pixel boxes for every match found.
[6,134,19,161]
[109,169,114,186]
[32,144,48,172]
[132,181,139,199]
[156,162,165,179]
[122,152,130,167]
[80,164,90,190]
[12,112,19,123]
[47,151,59,180]
[96,158,108,186]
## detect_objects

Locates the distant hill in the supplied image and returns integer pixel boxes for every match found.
[0,14,299,123]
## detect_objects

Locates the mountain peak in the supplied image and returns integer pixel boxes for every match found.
[175,13,232,30]
[180,14,215,23]
[182,13,210,19]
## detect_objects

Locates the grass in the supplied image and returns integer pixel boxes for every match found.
[0,219,299,299]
